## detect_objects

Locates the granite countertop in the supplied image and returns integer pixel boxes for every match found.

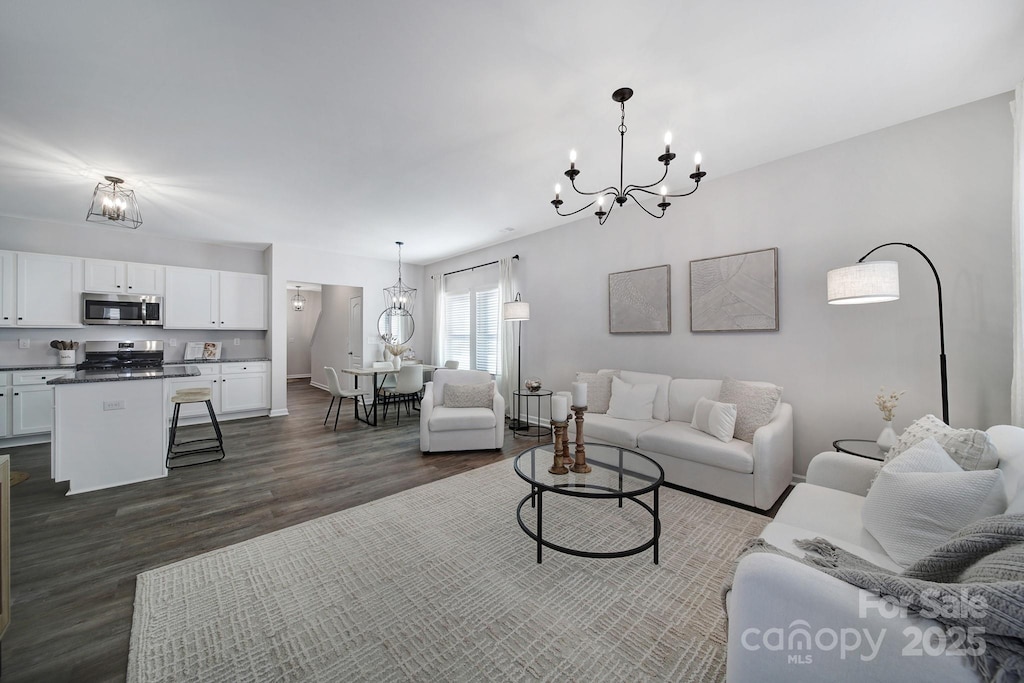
[48,366,201,385]
[167,357,271,365]
[0,364,78,372]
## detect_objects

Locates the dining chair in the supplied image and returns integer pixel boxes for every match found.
[444,360,459,369]
[324,367,370,430]
[381,364,424,425]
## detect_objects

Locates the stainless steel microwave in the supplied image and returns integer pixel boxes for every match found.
[82,293,163,326]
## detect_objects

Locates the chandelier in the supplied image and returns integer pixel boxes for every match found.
[383,241,416,314]
[86,175,143,229]
[291,285,306,311]
[551,87,706,225]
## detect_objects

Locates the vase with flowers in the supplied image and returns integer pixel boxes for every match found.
[384,342,409,369]
[874,386,905,452]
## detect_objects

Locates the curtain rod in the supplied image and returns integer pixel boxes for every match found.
[432,254,519,279]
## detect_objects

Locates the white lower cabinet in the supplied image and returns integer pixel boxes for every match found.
[6,370,75,436]
[0,381,8,438]
[165,362,269,424]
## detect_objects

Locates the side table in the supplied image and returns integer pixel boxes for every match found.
[512,389,553,440]
[832,439,887,461]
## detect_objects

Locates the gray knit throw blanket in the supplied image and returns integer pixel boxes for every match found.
[723,513,1024,683]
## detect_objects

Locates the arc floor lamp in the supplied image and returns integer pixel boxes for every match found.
[827,242,949,425]
[503,293,530,430]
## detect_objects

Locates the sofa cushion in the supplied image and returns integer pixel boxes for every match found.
[617,370,672,421]
[431,369,493,405]
[988,424,1024,500]
[668,378,722,422]
[575,372,614,413]
[427,405,497,432]
[718,377,783,442]
[567,412,658,449]
[637,421,753,473]
[863,438,1007,567]
[885,414,999,470]
[691,397,737,443]
[443,381,494,408]
[607,376,658,420]
[773,483,897,566]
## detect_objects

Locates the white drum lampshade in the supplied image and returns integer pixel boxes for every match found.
[503,299,530,321]
[827,261,900,305]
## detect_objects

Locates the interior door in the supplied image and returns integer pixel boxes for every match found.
[349,296,362,389]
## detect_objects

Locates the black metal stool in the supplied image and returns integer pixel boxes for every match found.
[167,388,226,469]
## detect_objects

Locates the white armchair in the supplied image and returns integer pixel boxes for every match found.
[420,369,505,452]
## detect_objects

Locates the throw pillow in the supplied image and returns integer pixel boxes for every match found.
[443,382,494,408]
[885,414,999,471]
[717,377,783,443]
[862,438,1007,567]
[575,372,615,413]
[691,397,737,443]
[606,376,658,420]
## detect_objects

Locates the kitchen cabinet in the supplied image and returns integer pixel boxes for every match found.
[164,267,267,330]
[0,251,14,327]
[0,375,8,437]
[83,259,165,295]
[164,267,219,329]
[16,253,82,327]
[220,362,269,412]
[8,370,74,436]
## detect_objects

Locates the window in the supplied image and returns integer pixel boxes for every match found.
[443,283,499,374]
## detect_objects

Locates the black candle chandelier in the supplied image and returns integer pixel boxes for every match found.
[551,87,706,225]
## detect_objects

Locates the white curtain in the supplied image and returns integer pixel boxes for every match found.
[499,257,516,418]
[1012,81,1024,426]
[432,273,446,367]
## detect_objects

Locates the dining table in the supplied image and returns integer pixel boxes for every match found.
[341,364,437,426]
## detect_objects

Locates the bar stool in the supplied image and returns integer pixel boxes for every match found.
[167,388,226,469]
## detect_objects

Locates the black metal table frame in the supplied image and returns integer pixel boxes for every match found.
[350,371,393,426]
[511,389,553,440]
[832,438,887,461]
[514,445,663,564]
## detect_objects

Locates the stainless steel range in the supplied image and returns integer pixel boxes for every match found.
[77,340,164,371]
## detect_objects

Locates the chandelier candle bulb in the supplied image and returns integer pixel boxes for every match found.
[694,152,702,173]
[664,131,672,154]
[571,381,587,408]
[569,149,577,170]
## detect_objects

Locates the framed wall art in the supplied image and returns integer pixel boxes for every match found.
[690,247,779,332]
[608,264,671,334]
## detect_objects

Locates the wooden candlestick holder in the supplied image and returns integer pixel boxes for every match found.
[558,419,573,466]
[548,420,569,474]
[570,405,591,473]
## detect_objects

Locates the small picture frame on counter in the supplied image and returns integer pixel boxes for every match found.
[184,341,222,360]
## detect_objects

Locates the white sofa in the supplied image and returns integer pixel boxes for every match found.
[420,369,505,452]
[725,425,1024,682]
[566,370,793,510]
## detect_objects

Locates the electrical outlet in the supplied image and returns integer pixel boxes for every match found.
[233,338,240,346]
[168,338,177,347]
[18,338,29,349]
[103,400,125,411]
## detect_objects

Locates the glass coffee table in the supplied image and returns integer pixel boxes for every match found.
[513,443,664,564]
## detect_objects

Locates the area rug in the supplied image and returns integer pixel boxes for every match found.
[128,459,769,682]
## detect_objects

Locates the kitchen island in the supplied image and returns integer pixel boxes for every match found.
[48,366,200,495]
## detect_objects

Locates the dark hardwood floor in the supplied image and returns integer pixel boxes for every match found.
[1,379,535,682]
[0,380,787,681]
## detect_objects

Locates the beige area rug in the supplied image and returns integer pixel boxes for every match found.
[128,459,769,682]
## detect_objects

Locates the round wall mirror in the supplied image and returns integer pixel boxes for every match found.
[377,308,414,345]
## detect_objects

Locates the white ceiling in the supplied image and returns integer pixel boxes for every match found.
[1,1,1022,264]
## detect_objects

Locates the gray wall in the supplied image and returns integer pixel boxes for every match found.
[286,289,321,377]
[421,93,1015,476]
[0,220,270,363]
[309,285,362,390]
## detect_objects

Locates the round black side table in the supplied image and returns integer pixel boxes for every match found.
[511,389,553,440]
[832,439,887,461]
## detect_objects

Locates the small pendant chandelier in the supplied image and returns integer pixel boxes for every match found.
[383,241,416,315]
[551,87,706,226]
[291,285,306,311]
[86,176,143,229]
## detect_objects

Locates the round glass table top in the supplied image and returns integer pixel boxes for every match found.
[514,443,664,498]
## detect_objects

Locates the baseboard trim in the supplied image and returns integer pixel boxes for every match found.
[269,409,290,418]
[309,381,328,392]
[791,473,806,484]
[287,373,312,380]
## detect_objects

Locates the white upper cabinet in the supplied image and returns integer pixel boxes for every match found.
[219,272,267,330]
[164,267,219,329]
[126,263,164,295]
[16,253,82,327]
[0,251,14,326]
[84,259,164,295]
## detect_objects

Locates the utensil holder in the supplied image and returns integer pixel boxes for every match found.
[58,350,76,366]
